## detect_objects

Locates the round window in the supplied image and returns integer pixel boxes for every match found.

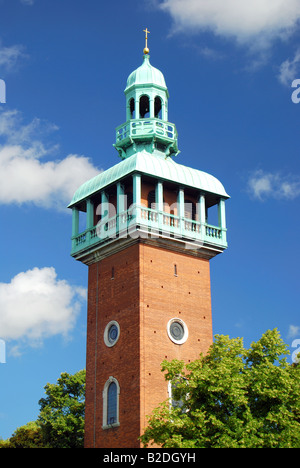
[167,318,188,345]
[104,321,120,347]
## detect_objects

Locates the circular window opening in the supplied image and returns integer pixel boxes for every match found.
[167,318,188,345]
[104,321,120,347]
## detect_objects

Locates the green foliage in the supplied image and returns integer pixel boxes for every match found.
[38,369,86,448]
[0,421,44,448]
[141,329,300,448]
[0,370,85,449]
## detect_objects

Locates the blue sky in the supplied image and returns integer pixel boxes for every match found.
[0,0,300,440]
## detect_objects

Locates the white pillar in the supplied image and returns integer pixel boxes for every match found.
[133,173,141,206]
[156,181,164,230]
[133,173,141,225]
[156,181,163,211]
[198,194,206,240]
[117,182,126,236]
[150,96,155,118]
[178,187,185,218]
[218,198,227,242]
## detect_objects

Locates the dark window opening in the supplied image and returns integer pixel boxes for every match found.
[129,98,135,119]
[155,96,162,119]
[155,142,166,152]
[107,382,117,426]
[140,95,150,118]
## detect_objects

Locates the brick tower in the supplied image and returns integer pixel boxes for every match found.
[68,34,229,448]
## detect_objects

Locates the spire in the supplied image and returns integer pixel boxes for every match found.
[143,28,150,55]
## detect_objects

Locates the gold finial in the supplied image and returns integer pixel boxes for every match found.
[143,28,150,54]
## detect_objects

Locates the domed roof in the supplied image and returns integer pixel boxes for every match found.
[125,54,167,92]
[68,150,229,208]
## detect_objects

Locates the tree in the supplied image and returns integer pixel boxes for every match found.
[140,329,300,448]
[1,421,44,448]
[38,369,85,448]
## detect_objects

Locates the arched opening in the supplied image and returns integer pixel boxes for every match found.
[107,381,117,425]
[102,377,120,429]
[154,96,162,119]
[129,98,135,119]
[140,95,150,118]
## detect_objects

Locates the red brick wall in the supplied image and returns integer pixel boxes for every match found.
[139,244,213,436]
[84,241,213,448]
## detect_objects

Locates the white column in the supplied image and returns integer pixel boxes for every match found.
[178,187,185,218]
[117,182,126,236]
[177,187,185,237]
[156,181,164,230]
[156,181,163,211]
[150,96,155,118]
[198,194,206,240]
[135,96,140,119]
[218,198,227,242]
[133,173,141,206]
[133,173,141,225]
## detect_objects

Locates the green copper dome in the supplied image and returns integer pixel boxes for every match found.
[125,55,167,92]
[68,150,229,208]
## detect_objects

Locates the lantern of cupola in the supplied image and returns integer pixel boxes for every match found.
[114,31,178,160]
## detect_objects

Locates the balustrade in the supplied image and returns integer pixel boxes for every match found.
[116,118,177,144]
[71,205,226,255]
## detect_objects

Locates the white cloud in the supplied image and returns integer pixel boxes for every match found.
[0,42,27,72]
[157,0,300,47]
[247,169,300,200]
[0,267,86,348]
[0,109,99,210]
[278,49,300,85]
[288,325,300,338]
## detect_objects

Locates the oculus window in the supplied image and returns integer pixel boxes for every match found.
[167,318,188,345]
[104,320,120,347]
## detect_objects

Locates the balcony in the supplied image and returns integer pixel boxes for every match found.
[71,205,227,258]
[114,119,178,155]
